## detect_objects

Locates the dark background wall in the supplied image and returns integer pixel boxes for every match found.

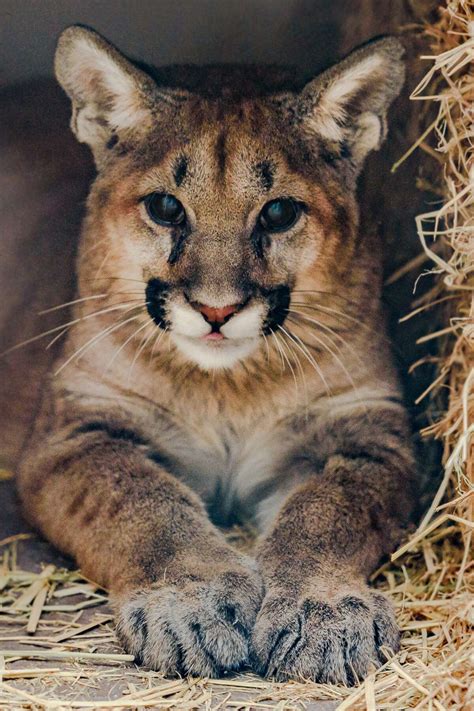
[1,0,343,87]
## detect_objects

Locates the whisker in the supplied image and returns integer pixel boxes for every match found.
[291,289,353,305]
[270,331,286,375]
[93,247,113,281]
[82,276,147,285]
[127,322,157,385]
[277,326,308,406]
[78,235,111,263]
[290,301,353,328]
[287,309,365,368]
[103,316,152,375]
[149,326,168,363]
[261,333,271,365]
[38,290,145,315]
[46,327,70,350]
[2,299,147,359]
[286,315,368,414]
[288,317,358,393]
[274,331,298,393]
[291,301,390,342]
[54,310,145,376]
[38,294,108,315]
[279,325,331,398]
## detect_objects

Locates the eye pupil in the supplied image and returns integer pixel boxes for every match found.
[145,193,185,226]
[259,198,299,232]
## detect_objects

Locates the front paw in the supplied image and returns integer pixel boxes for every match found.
[115,560,263,677]
[251,585,399,684]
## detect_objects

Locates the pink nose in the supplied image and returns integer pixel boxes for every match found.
[195,303,239,324]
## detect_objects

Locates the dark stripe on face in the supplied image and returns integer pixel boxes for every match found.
[168,224,188,265]
[262,284,291,334]
[251,226,270,259]
[255,160,274,191]
[145,278,170,329]
[173,156,188,186]
[106,133,119,150]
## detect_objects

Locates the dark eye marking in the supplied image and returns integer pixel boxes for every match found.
[173,156,188,187]
[255,160,274,191]
[106,133,119,150]
[168,226,188,265]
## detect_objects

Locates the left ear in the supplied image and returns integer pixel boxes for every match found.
[297,37,405,168]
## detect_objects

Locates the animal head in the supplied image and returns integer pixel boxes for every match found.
[56,26,404,371]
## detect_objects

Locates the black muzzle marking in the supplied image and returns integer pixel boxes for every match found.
[262,284,291,334]
[145,278,171,329]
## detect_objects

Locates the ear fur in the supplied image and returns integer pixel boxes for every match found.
[298,37,405,168]
[55,25,162,164]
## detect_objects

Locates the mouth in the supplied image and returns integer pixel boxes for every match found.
[144,277,291,369]
[202,331,225,342]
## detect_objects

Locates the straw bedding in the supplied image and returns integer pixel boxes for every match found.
[0,1,473,708]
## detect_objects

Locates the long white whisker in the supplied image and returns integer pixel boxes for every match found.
[288,309,365,368]
[46,327,70,350]
[289,318,357,394]
[103,316,151,375]
[271,331,286,374]
[83,276,147,285]
[278,326,308,406]
[78,235,110,263]
[149,326,168,362]
[291,289,352,306]
[93,247,113,281]
[261,333,271,365]
[287,316,367,413]
[279,325,330,398]
[54,310,144,376]
[126,322,157,385]
[2,299,146,358]
[38,294,108,315]
[39,290,146,315]
[290,301,356,325]
[291,301,390,343]
[274,331,298,393]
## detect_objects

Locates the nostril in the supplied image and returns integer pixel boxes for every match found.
[194,303,239,325]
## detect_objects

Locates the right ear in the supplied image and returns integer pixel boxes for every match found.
[55,25,176,165]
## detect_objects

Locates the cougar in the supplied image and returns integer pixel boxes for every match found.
[0,25,416,683]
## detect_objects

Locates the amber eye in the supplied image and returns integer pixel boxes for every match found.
[259,198,300,233]
[144,193,185,226]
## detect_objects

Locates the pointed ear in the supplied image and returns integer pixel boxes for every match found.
[297,37,405,169]
[55,26,163,164]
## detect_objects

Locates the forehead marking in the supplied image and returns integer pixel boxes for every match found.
[215,129,227,177]
[173,156,188,187]
[255,160,274,191]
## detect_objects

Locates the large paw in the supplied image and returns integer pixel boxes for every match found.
[250,586,399,684]
[115,563,264,676]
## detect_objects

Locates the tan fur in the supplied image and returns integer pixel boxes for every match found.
[1,27,416,683]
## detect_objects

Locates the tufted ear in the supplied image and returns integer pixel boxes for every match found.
[55,25,171,165]
[297,37,405,169]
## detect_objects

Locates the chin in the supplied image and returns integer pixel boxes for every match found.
[171,333,261,370]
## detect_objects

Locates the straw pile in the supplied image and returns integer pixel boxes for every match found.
[0,1,473,709]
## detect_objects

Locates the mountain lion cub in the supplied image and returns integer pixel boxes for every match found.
[10,26,416,683]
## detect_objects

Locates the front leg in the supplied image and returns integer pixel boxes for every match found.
[18,408,263,676]
[251,404,416,684]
